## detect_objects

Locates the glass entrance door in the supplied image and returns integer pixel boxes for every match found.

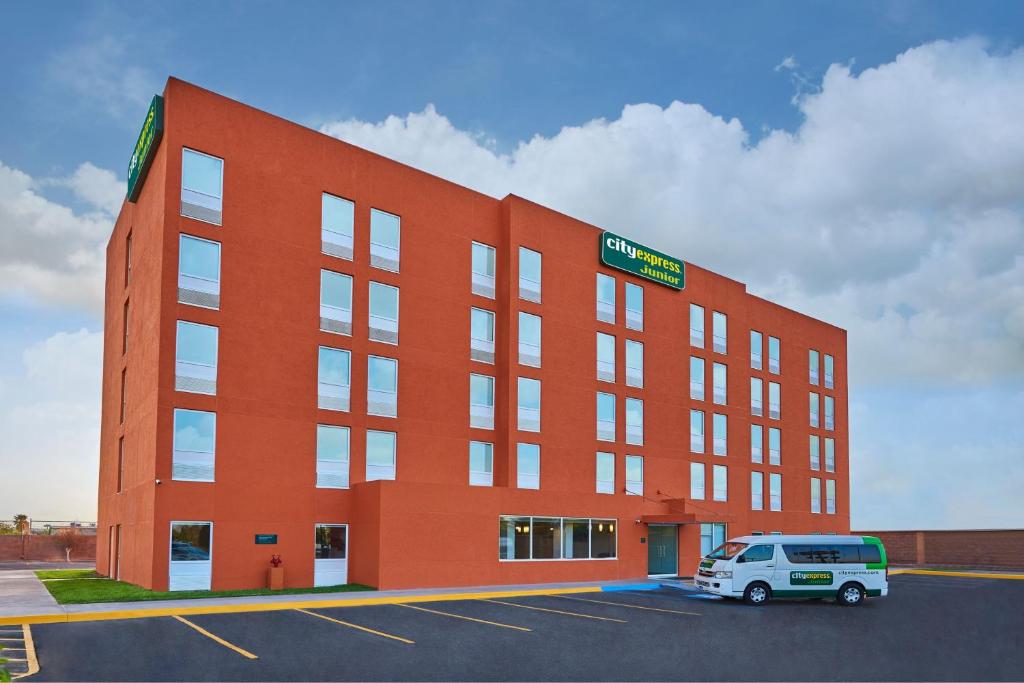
[314,524,348,587]
[647,525,678,576]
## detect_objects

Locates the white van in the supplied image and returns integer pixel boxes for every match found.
[694,534,888,606]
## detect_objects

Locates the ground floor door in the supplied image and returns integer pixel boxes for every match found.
[169,521,212,591]
[314,524,348,587]
[114,524,121,580]
[647,524,678,576]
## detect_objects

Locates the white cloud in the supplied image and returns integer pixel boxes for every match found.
[46,35,158,121]
[774,55,798,72]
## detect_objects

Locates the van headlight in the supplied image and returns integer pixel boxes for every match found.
[714,571,732,579]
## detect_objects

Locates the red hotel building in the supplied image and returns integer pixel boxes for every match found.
[97,78,850,592]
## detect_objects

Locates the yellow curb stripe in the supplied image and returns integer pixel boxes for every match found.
[295,608,414,644]
[0,585,602,627]
[171,615,258,659]
[891,569,1024,580]
[396,603,531,631]
[480,599,627,623]
[553,594,701,616]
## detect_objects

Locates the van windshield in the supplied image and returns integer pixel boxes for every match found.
[705,542,747,560]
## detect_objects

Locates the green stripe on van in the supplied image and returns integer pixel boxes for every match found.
[861,535,888,570]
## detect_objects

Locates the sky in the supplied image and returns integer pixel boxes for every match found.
[1,1,1022,529]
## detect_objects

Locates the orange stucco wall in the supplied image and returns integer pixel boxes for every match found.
[98,78,850,592]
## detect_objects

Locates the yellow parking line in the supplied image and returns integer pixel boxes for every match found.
[396,603,531,631]
[890,569,1024,581]
[553,595,701,616]
[481,599,627,623]
[171,615,258,659]
[9,624,39,681]
[295,608,414,644]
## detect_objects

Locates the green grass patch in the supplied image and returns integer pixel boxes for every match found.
[35,569,102,580]
[41,577,374,605]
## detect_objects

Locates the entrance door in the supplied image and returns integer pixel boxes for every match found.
[314,524,348,587]
[647,525,678,576]
[169,521,212,591]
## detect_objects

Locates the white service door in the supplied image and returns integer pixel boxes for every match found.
[314,524,348,587]
[169,522,212,591]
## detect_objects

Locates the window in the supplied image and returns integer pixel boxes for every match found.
[809,391,820,428]
[517,312,542,367]
[596,273,616,323]
[713,413,727,455]
[471,241,496,298]
[499,517,616,560]
[768,381,781,419]
[826,480,836,514]
[700,523,726,557]
[768,336,781,374]
[369,208,400,271]
[769,473,782,511]
[689,303,704,347]
[172,408,215,481]
[469,441,493,487]
[712,362,727,405]
[625,340,643,388]
[809,349,819,385]
[122,300,130,354]
[738,544,775,563]
[625,283,643,330]
[367,356,398,417]
[519,247,541,302]
[596,332,615,382]
[782,544,879,564]
[320,270,353,335]
[321,193,354,260]
[713,464,728,501]
[690,356,705,400]
[825,437,835,473]
[750,330,763,370]
[810,435,820,471]
[316,425,350,488]
[750,377,763,416]
[712,311,727,353]
[178,234,221,309]
[175,321,218,395]
[368,282,399,344]
[690,462,705,500]
[751,471,764,510]
[181,148,223,224]
[811,477,822,514]
[690,409,704,453]
[314,525,347,560]
[596,392,616,441]
[625,398,643,445]
[470,307,495,364]
[596,452,615,494]
[625,455,643,496]
[768,427,781,466]
[366,430,396,481]
[751,424,763,463]
[120,369,126,423]
[518,377,541,432]
[169,522,212,590]
[317,347,351,412]
[824,395,835,430]
[125,232,132,287]
[517,443,540,489]
[116,437,124,493]
[824,354,835,389]
[470,374,495,429]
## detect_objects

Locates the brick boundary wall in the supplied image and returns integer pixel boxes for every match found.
[0,535,97,562]
[854,530,1024,570]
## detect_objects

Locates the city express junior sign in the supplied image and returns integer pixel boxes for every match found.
[600,232,684,289]
[126,95,164,202]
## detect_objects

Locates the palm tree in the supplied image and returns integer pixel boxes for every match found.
[13,515,29,535]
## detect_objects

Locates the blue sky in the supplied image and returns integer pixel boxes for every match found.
[1,2,1022,528]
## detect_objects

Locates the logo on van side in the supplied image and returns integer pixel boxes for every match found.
[791,571,833,585]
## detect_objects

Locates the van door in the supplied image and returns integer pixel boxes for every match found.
[734,543,776,590]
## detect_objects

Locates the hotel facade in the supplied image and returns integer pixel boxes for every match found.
[97,79,850,592]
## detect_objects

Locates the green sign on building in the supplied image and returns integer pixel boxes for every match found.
[126,95,164,202]
[254,534,278,545]
[600,231,684,289]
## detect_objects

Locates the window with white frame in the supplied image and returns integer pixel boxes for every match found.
[700,523,726,556]
[320,270,353,336]
[690,303,705,348]
[713,464,728,501]
[824,395,835,430]
[469,441,493,487]
[181,148,223,224]
[769,472,782,511]
[690,462,705,500]
[596,273,616,323]
[321,193,354,260]
[316,425,350,489]
[596,332,615,382]
[175,321,218,395]
[596,452,615,494]
[469,374,495,429]
[625,340,643,388]
[824,354,834,389]
[712,362,727,405]
[712,311,727,354]
[172,408,215,481]
[825,437,835,473]
[499,516,616,560]
[369,209,400,272]
[768,381,781,419]
[809,349,819,385]
[810,434,820,471]
[750,330,763,370]
[625,455,643,496]
[367,355,398,417]
[625,398,643,446]
[751,424,763,463]
[518,377,541,432]
[810,391,820,427]
[625,283,643,330]
[826,479,836,514]
[713,413,727,456]
[768,427,781,466]
[470,307,495,364]
[750,377,763,416]
[596,392,616,441]
[471,241,496,298]
[517,443,540,489]
[690,356,705,400]
[690,409,704,453]
[811,477,822,513]
[518,312,542,367]
[768,336,781,374]
[519,247,542,302]
[317,347,351,411]
[178,235,220,309]
[368,282,399,344]
[751,471,764,510]
[366,430,396,481]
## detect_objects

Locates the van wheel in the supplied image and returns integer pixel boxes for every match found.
[743,582,771,606]
[837,582,865,606]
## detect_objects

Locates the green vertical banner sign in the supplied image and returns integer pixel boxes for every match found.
[600,231,684,289]
[126,95,165,202]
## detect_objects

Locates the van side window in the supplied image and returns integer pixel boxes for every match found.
[859,545,882,564]
[783,545,817,563]
[784,544,879,564]
[738,544,774,563]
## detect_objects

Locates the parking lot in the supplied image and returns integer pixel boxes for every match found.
[21,573,1024,681]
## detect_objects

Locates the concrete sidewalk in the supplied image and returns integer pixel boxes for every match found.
[0,569,63,620]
